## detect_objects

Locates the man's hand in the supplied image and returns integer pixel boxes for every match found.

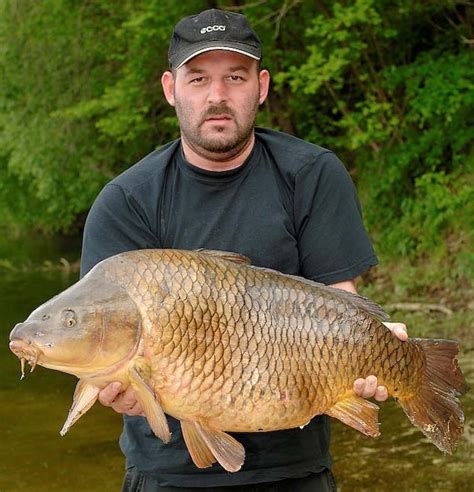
[98,382,145,416]
[382,321,408,342]
[353,322,408,402]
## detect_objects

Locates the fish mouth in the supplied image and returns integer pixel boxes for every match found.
[9,340,41,379]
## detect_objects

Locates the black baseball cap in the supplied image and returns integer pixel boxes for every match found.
[168,9,262,69]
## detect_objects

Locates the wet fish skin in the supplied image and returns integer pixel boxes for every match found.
[9,249,467,472]
[106,250,403,430]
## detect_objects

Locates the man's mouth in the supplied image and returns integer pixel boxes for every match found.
[205,115,231,121]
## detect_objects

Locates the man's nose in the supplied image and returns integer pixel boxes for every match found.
[207,80,228,104]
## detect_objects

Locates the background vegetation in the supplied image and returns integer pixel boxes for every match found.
[0,0,472,303]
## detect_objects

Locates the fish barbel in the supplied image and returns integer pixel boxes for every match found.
[9,249,467,472]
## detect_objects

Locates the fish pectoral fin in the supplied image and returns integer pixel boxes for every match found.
[60,379,100,436]
[185,421,245,472]
[181,420,217,469]
[326,392,380,438]
[129,365,171,444]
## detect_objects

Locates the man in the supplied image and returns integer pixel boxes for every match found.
[81,8,407,491]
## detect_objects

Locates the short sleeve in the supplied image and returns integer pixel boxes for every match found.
[80,183,160,278]
[294,152,378,284]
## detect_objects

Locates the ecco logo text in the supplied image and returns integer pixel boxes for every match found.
[200,25,226,34]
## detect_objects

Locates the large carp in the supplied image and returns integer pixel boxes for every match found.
[9,249,466,472]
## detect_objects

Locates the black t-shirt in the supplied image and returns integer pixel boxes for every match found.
[80,127,378,487]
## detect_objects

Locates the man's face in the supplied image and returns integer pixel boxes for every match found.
[162,51,269,160]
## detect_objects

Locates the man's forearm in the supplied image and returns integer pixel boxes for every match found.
[328,279,357,294]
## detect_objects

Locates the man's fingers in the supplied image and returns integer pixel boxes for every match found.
[98,382,122,407]
[383,322,408,341]
[354,376,390,401]
[97,383,144,415]
[361,375,378,398]
[109,386,138,413]
[126,401,145,417]
[374,385,388,402]
[353,375,378,398]
[353,378,366,396]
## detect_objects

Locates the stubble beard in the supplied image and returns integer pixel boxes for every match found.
[175,95,260,161]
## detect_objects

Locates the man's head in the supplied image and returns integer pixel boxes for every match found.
[161,9,270,164]
[167,8,262,71]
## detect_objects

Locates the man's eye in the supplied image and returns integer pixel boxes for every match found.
[190,77,205,84]
[229,75,244,82]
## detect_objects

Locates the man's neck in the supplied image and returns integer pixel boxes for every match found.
[181,133,255,172]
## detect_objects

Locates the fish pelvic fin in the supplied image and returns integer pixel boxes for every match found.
[398,339,467,454]
[129,363,171,444]
[60,379,100,436]
[182,421,245,472]
[326,391,380,438]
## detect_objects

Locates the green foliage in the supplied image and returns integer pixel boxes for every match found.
[0,0,472,290]
[0,0,124,231]
[0,0,202,231]
[273,0,473,282]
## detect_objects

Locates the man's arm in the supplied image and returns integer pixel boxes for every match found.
[329,279,408,402]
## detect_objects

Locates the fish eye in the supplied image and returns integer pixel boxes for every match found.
[62,309,77,328]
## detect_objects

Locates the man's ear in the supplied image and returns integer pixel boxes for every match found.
[161,71,175,106]
[258,69,270,105]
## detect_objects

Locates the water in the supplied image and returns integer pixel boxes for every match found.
[0,235,472,491]
[331,362,473,491]
[0,235,124,491]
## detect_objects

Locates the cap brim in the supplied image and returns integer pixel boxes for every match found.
[173,43,261,69]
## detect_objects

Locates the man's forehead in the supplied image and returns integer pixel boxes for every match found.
[180,50,257,71]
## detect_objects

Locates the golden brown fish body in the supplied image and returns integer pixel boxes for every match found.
[104,250,415,428]
[9,249,466,472]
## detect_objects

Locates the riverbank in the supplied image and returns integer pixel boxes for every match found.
[361,255,473,352]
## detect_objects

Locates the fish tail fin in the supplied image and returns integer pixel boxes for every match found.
[398,339,468,454]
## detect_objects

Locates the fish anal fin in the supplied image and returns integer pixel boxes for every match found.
[326,392,380,438]
[195,249,251,265]
[129,364,171,444]
[193,421,245,472]
[60,379,100,436]
[181,420,216,469]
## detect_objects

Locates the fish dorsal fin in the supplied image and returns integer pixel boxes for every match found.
[129,363,171,444]
[326,391,380,437]
[181,420,216,469]
[195,249,251,265]
[60,379,100,436]
[248,264,390,322]
[196,249,388,321]
[187,421,245,472]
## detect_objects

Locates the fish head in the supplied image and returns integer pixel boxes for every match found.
[9,274,141,377]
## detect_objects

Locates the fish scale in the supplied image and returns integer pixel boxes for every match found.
[9,248,467,472]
